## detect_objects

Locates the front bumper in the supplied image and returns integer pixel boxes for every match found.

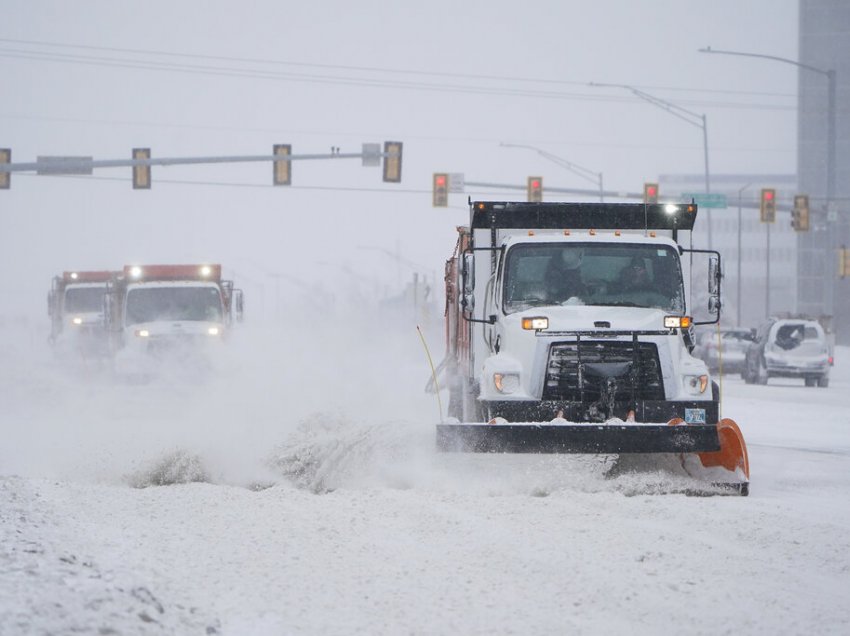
[479,399,718,426]
[765,358,829,377]
[436,422,720,454]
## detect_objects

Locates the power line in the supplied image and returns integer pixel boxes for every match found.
[0,41,797,111]
[0,37,797,99]
[0,113,796,153]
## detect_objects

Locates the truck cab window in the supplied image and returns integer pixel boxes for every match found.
[503,243,684,314]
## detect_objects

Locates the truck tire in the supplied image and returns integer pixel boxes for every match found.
[817,375,829,388]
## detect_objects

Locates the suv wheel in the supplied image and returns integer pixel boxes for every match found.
[805,376,817,387]
[817,375,829,388]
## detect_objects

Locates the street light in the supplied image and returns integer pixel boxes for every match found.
[698,46,836,202]
[588,82,712,247]
[499,142,605,202]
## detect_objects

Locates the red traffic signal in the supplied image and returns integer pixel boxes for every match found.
[643,182,659,204]
[760,188,776,223]
[433,173,448,207]
[527,176,543,202]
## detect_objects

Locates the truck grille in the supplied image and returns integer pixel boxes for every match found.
[542,340,665,402]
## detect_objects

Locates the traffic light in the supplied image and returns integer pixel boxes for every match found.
[382,141,403,183]
[760,188,776,223]
[273,144,292,185]
[132,148,151,190]
[0,148,10,189]
[839,247,849,279]
[792,194,810,231]
[433,173,448,207]
[528,176,543,202]
[643,182,659,204]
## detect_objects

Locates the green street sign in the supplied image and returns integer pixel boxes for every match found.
[680,192,728,209]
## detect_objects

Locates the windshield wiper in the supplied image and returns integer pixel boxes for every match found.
[588,301,643,307]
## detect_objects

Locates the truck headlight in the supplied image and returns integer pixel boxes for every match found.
[494,373,520,394]
[71,316,83,326]
[664,315,691,329]
[207,326,221,336]
[683,374,708,395]
[522,316,548,331]
[135,329,150,338]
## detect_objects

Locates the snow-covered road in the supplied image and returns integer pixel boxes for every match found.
[2,319,849,635]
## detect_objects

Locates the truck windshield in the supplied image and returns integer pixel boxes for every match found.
[125,286,223,325]
[64,286,106,313]
[503,243,685,314]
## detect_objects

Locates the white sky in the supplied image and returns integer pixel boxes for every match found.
[1,1,799,321]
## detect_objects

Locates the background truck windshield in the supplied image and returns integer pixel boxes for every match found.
[64,286,106,313]
[503,243,684,314]
[125,287,223,325]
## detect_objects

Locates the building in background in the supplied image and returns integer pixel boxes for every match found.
[798,0,850,343]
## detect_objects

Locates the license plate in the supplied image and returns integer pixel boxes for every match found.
[684,408,707,424]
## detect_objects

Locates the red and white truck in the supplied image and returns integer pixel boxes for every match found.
[48,270,114,358]
[105,264,243,375]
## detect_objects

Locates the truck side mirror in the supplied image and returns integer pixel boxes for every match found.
[462,251,475,312]
[234,289,244,323]
[102,293,112,328]
[708,255,720,296]
[708,295,721,315]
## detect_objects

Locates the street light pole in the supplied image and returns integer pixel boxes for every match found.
[766,218,771,319]
[589,82,712,247]
[499,143,605,201]
[737,183,752,327]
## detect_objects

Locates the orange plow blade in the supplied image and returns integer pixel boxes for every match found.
[692,418,750,495]
[698,418,750,479]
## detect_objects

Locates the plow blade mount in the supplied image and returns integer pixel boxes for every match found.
[436,422,721,454]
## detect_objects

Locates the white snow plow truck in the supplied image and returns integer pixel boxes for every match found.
[437,201,749,495]
[48,270,114,358]
[105,264,243,375]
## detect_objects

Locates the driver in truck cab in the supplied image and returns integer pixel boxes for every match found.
[544,248,586,303]
[614,256,655,292]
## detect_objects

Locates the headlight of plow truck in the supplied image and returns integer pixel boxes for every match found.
[493,373,520,394]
